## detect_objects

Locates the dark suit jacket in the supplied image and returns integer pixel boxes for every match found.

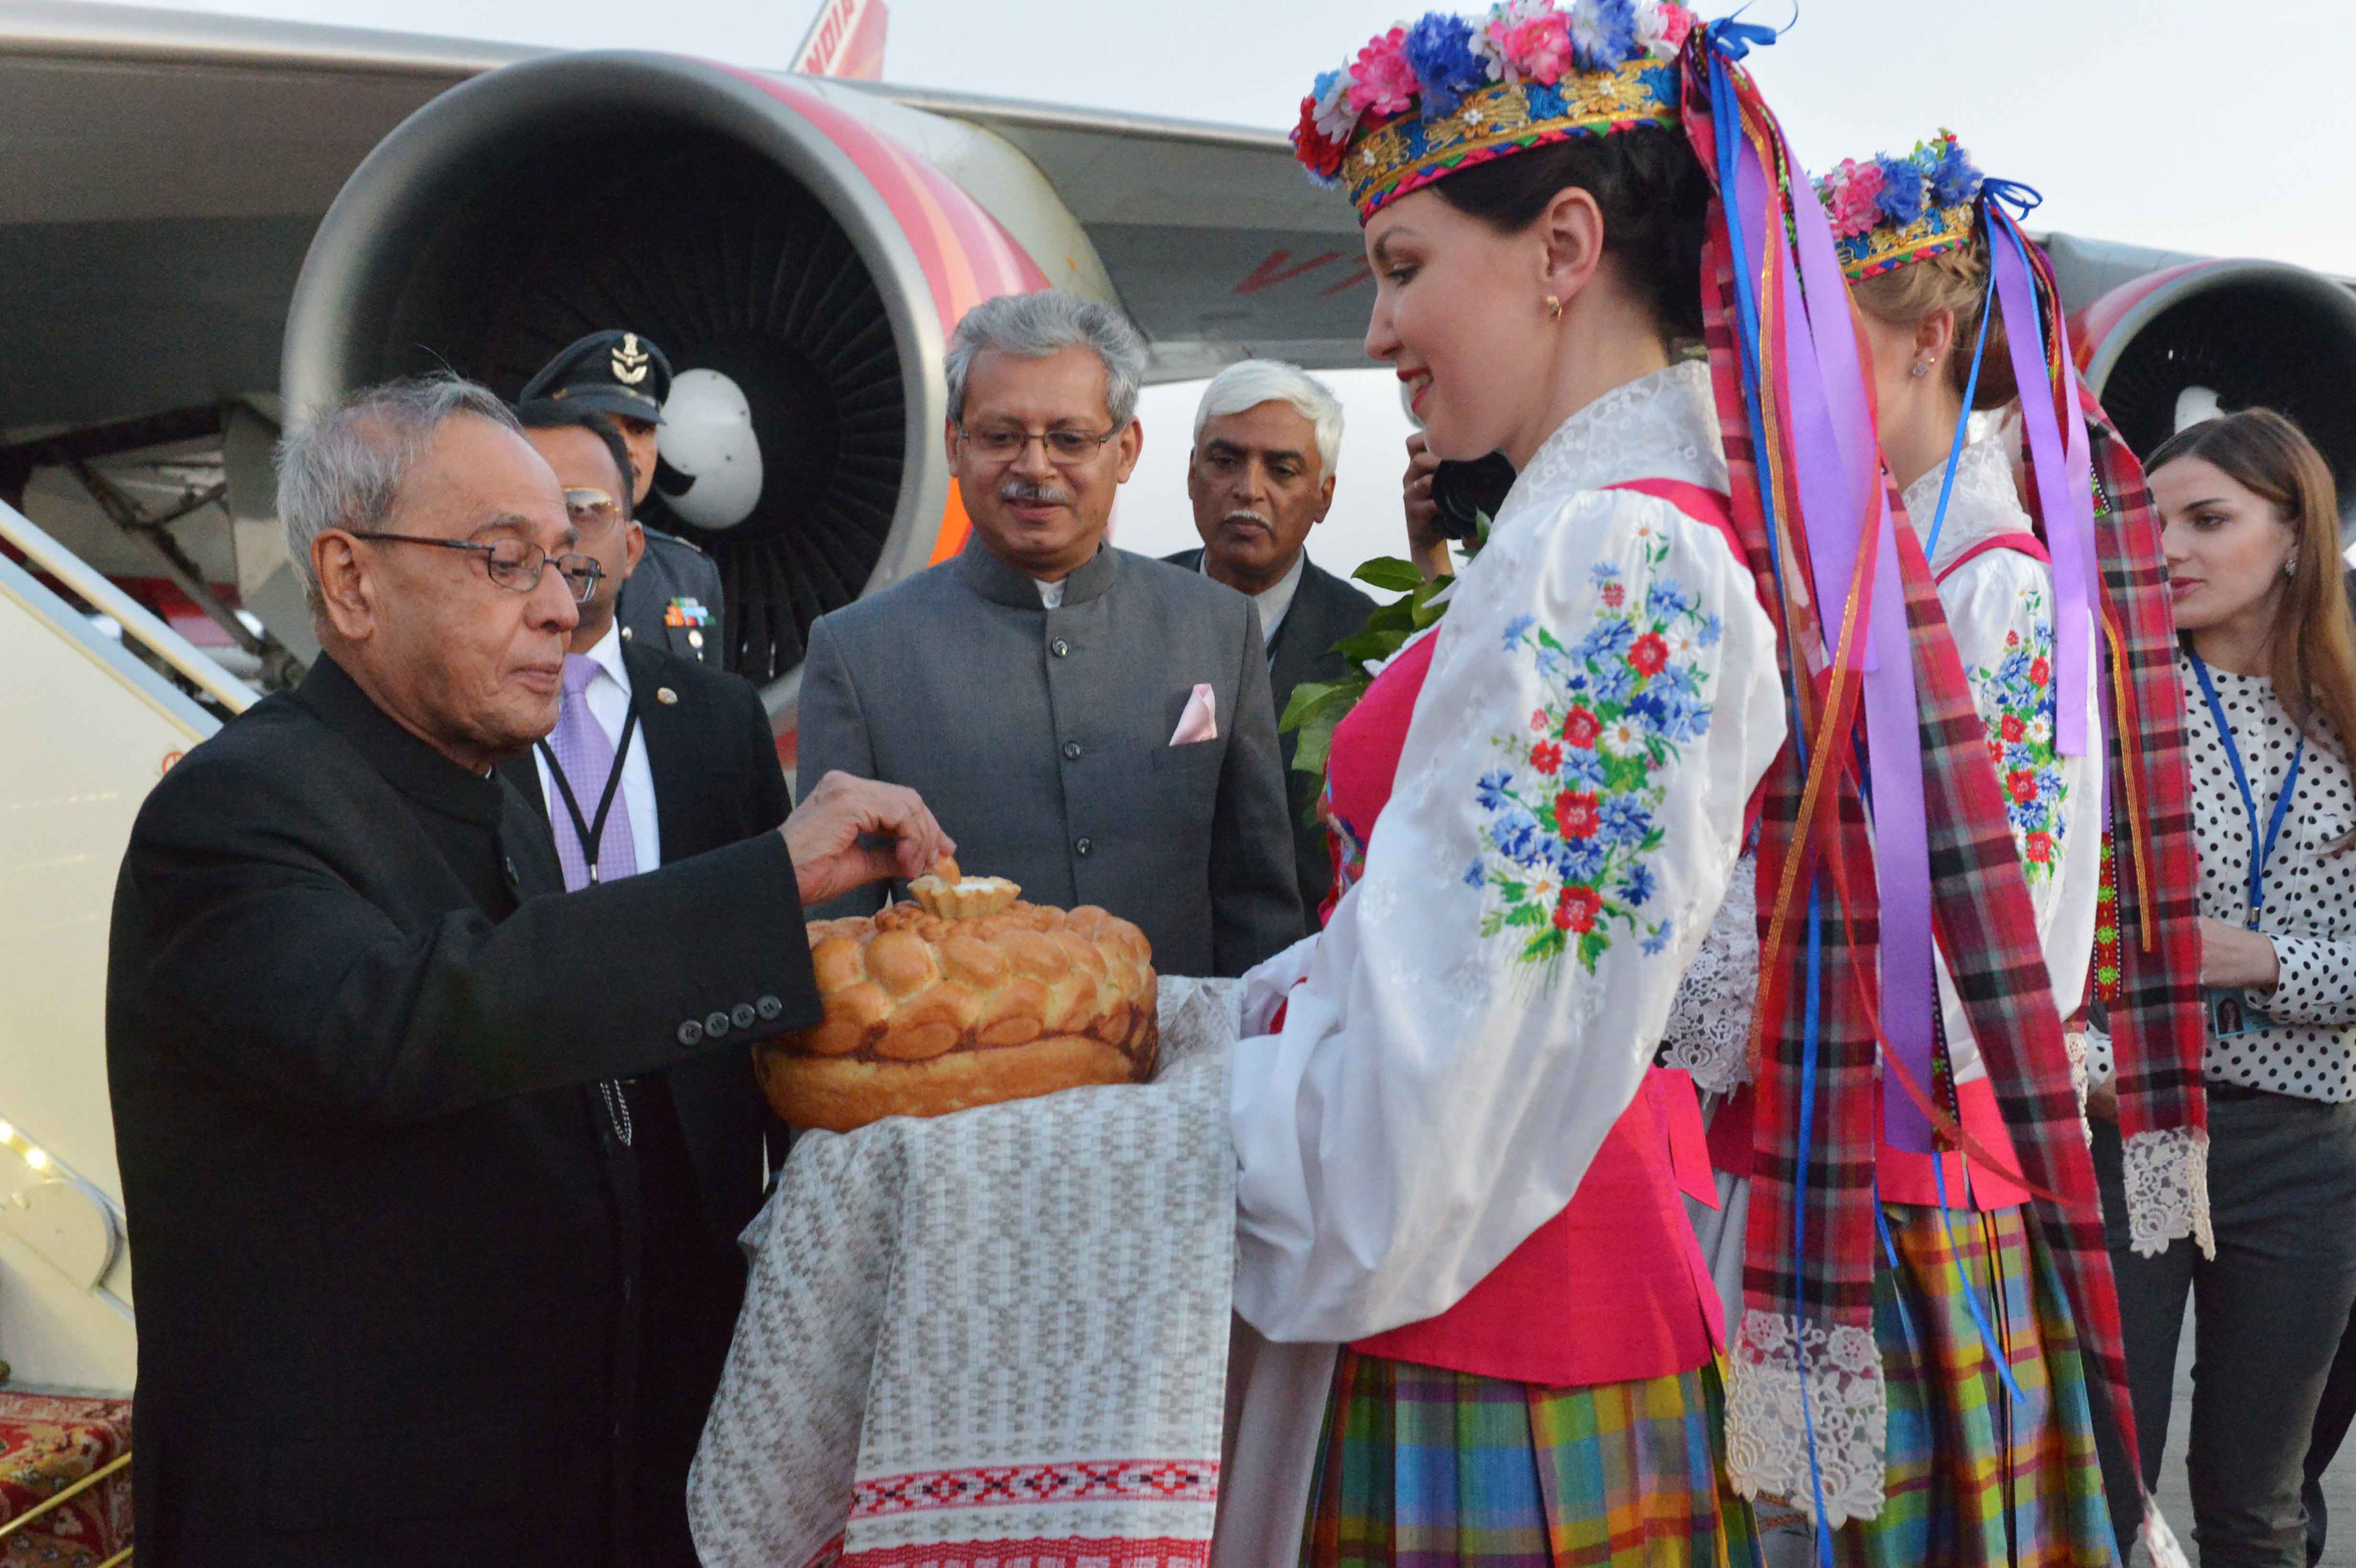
[1165,546,1377,935]
[496,639,789,1244]
[618,526,726,669]
[106,656,815,1566]
[797,540,1302,978]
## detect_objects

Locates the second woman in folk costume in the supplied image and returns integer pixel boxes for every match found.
[1661,135,2212,1567]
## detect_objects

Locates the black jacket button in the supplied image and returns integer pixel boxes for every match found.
[677,1020,704,1046]
[1062,740,1082,761]
[731,1002,757,1031]
[1050,638,1070,657]
[1075,837,1093,857]
[705,1011,731,1038]
[756,994,784,1021]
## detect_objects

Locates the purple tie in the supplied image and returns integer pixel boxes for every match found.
[547,653,639,892]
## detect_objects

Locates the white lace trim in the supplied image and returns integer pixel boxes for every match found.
[1660,852,1758,1095]
[1723,1308,1887,1527]
[2065,1029,2092,1146]
[1497,360,1729,533]
[1903,437,2028,576]
[2143,1499,2191,1568]
[2122,1125,2216,1259]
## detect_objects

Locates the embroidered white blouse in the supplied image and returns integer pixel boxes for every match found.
[1910,439,2106,1083]
[1660,437,2105,1099]
[2180,657,2356,1101]
[1228,360,1788,1344]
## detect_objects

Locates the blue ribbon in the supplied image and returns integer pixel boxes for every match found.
[1919,178,2044,565]
[1706,3,1790,59]
[1979,176,2043,221]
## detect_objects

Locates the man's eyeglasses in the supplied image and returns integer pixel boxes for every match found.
[563,488,627,531]
[345,531,605,604]
[956,423,1121,466]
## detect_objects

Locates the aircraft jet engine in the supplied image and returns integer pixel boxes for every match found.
[281,52,1076,728]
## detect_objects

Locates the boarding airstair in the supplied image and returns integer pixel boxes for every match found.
[0,498,254,1559]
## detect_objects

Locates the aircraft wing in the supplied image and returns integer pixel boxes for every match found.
[0,0,1361,442]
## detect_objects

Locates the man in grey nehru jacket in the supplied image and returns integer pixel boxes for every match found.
[795,291,1301,977]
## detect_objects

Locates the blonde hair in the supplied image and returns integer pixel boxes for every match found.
[1850,237,2018,411]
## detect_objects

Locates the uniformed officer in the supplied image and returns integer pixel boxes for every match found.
[521,330,728,668]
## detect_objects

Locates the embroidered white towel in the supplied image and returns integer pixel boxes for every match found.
[1170,684,1218,745]
[687,978,1241,1568]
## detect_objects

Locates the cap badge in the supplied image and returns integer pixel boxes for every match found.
[656,687,679,706]
[611,333,651,386]
[664,597,710,628]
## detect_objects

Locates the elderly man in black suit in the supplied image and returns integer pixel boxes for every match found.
[796,291,1301,978]
[105,375,948,1567]
[504,399,787,1567]
[1164,359,1376,935]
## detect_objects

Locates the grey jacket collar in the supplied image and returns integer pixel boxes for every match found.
[957,535,1119,610]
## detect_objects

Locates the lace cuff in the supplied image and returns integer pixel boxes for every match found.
[1659,852,1758,1096]
[1723,1307,1887,1527]
[2143,1500,2191,1568]
[2122,1126,2214,1259]
[2065,1029,2092,1144]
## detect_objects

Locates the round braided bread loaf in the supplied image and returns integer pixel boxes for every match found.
[755,861,1158,1133]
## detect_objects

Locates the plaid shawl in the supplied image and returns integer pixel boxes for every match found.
[2048,274,2213,1259]
[1678,33,2168,1544]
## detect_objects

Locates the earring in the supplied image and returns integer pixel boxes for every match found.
[1543,294,1562,319]
[1908,361,1931,379]
[2285,556,2300,577]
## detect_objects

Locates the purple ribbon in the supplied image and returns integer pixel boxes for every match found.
[1728,121,1941,1153]
[1987,212,2097,759]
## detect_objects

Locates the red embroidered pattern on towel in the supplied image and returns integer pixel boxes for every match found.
[841,1538,1213,1568]
[853,1460,1220,1517]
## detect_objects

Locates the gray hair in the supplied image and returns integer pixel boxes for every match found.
[944,291,1147,430]
[1193,359,1345,479]
[275,373,521,611]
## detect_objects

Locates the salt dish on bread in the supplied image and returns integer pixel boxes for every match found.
[755,857,1159,1133]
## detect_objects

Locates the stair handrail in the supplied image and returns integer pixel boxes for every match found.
[0,500,255,715]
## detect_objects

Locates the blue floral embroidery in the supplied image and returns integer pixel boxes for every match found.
[1968,585,2068,884]
[1468,539,1718,979]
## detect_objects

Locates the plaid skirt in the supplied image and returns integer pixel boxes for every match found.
[1778,1203,2120,1568]
[1301,1351,1759,1568]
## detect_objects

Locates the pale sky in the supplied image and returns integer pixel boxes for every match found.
[128,0,2356,576]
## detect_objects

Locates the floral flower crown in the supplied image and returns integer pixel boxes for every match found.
[1814,131,1986,280]
[1292,0,1701,221]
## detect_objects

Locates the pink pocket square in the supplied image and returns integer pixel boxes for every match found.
[1169,683,1218,745]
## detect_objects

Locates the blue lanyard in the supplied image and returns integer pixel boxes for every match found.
[2189,652,2304,928]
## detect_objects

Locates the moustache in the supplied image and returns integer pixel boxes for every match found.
[1221,510,1276,534]
[998,478,1075,508]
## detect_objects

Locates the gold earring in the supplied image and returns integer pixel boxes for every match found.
[1543,294,1562,318]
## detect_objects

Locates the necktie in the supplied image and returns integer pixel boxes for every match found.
[546,653,639,892]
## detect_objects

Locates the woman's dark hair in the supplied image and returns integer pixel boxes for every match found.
[2147,408,2356,828]
[1426,124,1712,348]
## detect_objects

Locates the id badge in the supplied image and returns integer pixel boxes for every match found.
[2208,988,2271,1038]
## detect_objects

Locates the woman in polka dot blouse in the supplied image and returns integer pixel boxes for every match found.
[2093,408,2356,1567]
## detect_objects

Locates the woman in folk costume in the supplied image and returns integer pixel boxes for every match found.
[1661,135,2213,1568]
[1218,3,2144,1562]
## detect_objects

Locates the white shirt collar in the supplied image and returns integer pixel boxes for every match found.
[1034,577,1066,610]
[579,619,633,693]
[1200,547,1308,646]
